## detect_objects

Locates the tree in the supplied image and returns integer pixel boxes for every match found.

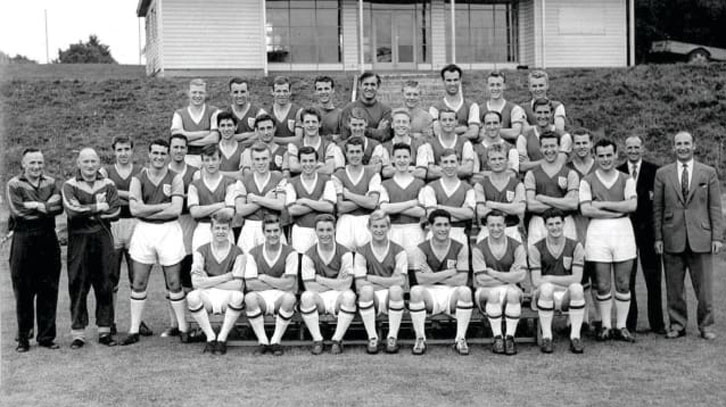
[54,35,116,64]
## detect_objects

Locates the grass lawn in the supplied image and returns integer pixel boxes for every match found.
[2,243,726,406]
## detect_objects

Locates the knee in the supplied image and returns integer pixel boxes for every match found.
[245,293,260,309]
[358,286,374,302]
[388,285,403,301]
[568,283,585,300]
[341,290,357,307]
[456,287,472,302]
[409,286,425,302]
[280,293,297,311]
[506,287,522,303]
[229,291,244,308]
[539,283,555,300]
[487,290,500,305]
[186,290,202,308]
[300,291,316,308]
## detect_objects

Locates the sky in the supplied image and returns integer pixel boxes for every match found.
[1,0,144,64]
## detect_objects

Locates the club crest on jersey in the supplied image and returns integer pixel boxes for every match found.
[447,259,457,269]
[163,184,171,196]
[558,176,568,190]
[287,119,295,132]
[275,155,283,167]
[247,117,256,129]
[563,256,572,270]
[95,192,107,203]
[506,190,515,202]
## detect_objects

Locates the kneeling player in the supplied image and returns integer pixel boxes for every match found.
[243,215,298,356]
[530,209,586,354]
[355,211,407,354]
[472,210,527,355]
[299,215,357,355]
[187,212,245,355]
[409,209,473,355]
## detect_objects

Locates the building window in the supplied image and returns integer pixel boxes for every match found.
[445,0,518,63]
[362,1,431,65]
[266,0,342,64]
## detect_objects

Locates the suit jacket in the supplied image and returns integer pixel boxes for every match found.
[618,160,659,242]
[653,160,724,253]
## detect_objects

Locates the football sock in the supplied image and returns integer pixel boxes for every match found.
[455,300,474,341]
[246,310,268,345]
[485,302,503,337]
[387,299,404,339]
[505,302,521,337]
[537,299,555,339]
[569,299,586,339]
[588,287,601,322]
[597,293,613,329]
[301,305,323,342]
[409,301,427,340]
[358,300,377,340]
[271,308,293,344]
[189,304,215,341]
[129,290,147,334]
[166,292,178,329]
[614,291,631,329]
[332,305,356,342]
[168,291,188,332]
[217,307,242,342]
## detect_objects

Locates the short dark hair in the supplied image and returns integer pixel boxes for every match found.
[112,136,134,149]
[392,142,411,156]
[250,142,270,156]
[482,110,502,123]
[262,214,281,230]
[22,148,41,157]
[169,134,188,146]
[298,145,319,161]
[301,106,321,122]
[211,210,233,225]
[594,138,617,154]
[488,70,506,82]
[542,208,565,223]
[428,209,451,225]
[359,71,381,86]
[228,77,248,90]
[314,76,334,88]
[314,213,336,228]
[254,114,276,129]
[571,128,592,141]
[539,130,560,146]
[438,108,457,120]
[149,138,170,152]
[216,110,238,127]
[201,144,220,158]
[483,209,506,225]
[533,98,553,112]
[271,76,291,90]
[345,136,365,152]
[440,64,462,80]
[440,148,458,161]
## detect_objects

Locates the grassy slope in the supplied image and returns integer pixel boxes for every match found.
[2,63,726,184]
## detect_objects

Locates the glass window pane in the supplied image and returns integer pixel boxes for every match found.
[267,9,289,26]
[290,1,314,8]
[374,11,392,63]
[267,0,289,9]
[290,8,315,26]
[317,0,338,9]
[316,9,338,26]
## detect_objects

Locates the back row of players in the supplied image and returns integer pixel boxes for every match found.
[9,66,645,356]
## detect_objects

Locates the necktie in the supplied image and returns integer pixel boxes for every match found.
[681,163,689,198]
[631,164,638,181]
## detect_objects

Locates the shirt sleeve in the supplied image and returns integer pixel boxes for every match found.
[244,255,258,280]
[378,184,390,204]
[567,170,579,192]
[322,180,337,203]
[240,150,251,171]
[559,132,573,155]
[516,135,529,161]
[285,251,298,277]
[462,141,475,163]
[528,244,541,272]
[510,105,526,124]
[421,185,437,208]
[523,171,536,192]
[170,112,183,132]
[579,179,593,204]
[6,179,36,219]
[225,182,238,207]
[285,182,297,206]
[624,177,637,200]
[456,244,469,272]
[353,252,367,279]
[170,174,184,197]
[373,145,390,167]
[328,144,345,170]
[367,173,382,195]
[508,147,520,174]
[512,244,528,273]
[394,250,408,277]
[187,184,199,208]
[573,243,585,268]
[554,103,566,120]
[468,102,481,125]
[417,143,434,168]
[301,254,315,282]
[287,143,299,161]
[429,106,440,120]
[471,246,487,274]
[464,188,476,210]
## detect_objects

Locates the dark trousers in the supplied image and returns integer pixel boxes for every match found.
[627,233,665,332]
[9,229,61,343]
[663,249,714,332]
[67,229,115,330]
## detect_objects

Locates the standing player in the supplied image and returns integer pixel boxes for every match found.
[120,139,190,346]
[409,210,473,355]
[188,144,238,251]
[170,78,219,167]
[228,77,266,147]
[268,76,303,146]
[530,209,586,354]
[299,214,357,355]
[7,148,63,352]
[187,211,245,355]
[345,108,389,173]
[100,136,152,337]
[379,143,426,265]
[524,131,579,246]
[62,148,121,349]
[473,110,519,181]
[240,114,287,176]
[421,149,476,245]
[286,107,344,176]
[236,142,287,253]
[355,211,407,354]
[429,64,480,141]
[524,70,567,132]
[517,99,572,172]
[313,76,342,140]
[480,71,525,143]
[419,108,475,180]
[400,80,433,139]
[286,146,337,253]
[381,109,427,179]
[472,211,528,355]
[474,143,525,243]
[339,71,392,142]
[332,137,381,250]
[580,139,638,342]
[217,111,244,180]
[243,215,298,356]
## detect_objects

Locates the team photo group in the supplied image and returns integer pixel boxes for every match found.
[7,65,723,358]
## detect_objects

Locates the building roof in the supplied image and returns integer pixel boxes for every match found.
[137,0,151,17]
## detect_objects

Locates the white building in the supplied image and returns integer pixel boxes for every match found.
[137,0,636,76]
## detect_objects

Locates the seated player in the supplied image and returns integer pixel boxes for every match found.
[421,148,476,245]
[243,215,298,356]
[333,137,381,250]
[381,109,427,179]
[286,146,337,253]
[580,139,637,343]
[419,108,475,180]
[188,144,238,251]
[409,209,473,355]
[379,143,426,265]
[472,211,528,355]
[530,208,586,354]
[217,111,244,180]
[474,143,525,243]
[299,215,357,355]
[187,212,245,355]
[286,107,344,176]
[355,211,407,354]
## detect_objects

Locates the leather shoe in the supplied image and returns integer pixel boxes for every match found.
[98,335,117,347]
[38,341,60,350]
[70,339,85,350]
[119,333,140,346]
[665,329,686,339]
[613,328,636,343]
[16,339,30,353]
[701,331,716,340]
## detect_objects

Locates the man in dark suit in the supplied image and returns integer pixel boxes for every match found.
[618,135,666,334]
[653,131,723,340]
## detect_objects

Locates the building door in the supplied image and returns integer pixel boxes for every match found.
[372,9,416,69]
